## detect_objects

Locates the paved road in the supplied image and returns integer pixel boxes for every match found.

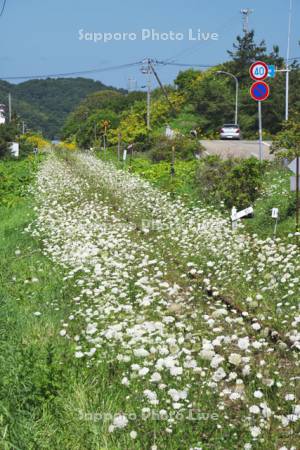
[200,140,273,160]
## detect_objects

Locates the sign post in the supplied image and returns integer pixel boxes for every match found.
[272,208,279,237]
[288,157,300,233]
[258,101,263,161]
[250,73,270,162]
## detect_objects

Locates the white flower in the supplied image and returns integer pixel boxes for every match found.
[150,372,162,383]
[86,323,97,335]
[228,353,242,366]
[242,365,251,376]
[210,355,224,368]
[212,367,226,382]
[75,351,84,358]
[250,426,261,438]
[260,403,272,419]
[229,392,241,401]
[33,311,41,316]
[252,323,261,331]
[113,414,128,429]
[59,329,67,336]
[170,366,183,377]
[134,348,150,358]
[249,405,260,414]
[86,347,96,357]
[130,430,137,439]
[200,349,215,361]
[139,367,149,377]
[172,402,183,410]
[121,377,129,386]
[285,394,295,401]
[144,389,158,405]
[293,405,300,416]
[238,337,250,350]
[253,390,263,398]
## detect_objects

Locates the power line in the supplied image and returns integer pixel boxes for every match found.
[0,61,142,81]
[157,61,215,68]
[0,0,7,18]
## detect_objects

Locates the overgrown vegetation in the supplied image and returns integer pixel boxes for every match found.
[61,31,300,151]
[195,156,267,209]
[0,156,40,206]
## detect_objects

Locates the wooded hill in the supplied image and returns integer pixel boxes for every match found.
[0,77,119,138]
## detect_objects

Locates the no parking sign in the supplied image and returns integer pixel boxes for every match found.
[250,81,270,102]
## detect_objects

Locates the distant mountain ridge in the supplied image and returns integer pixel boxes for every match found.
[0,77,121,138]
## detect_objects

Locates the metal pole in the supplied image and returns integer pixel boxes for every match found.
[103,129,106,158]
[117,132,121,161]
[235,78,239,125]
[285,0,292,121]
[296,156,299,232]
[170,145,175,177]
[258,101,263,161]
[215,71,239,124]
[273,217,278,238]
[147,60,151,130]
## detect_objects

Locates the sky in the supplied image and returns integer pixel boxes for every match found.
[0,0,299,89]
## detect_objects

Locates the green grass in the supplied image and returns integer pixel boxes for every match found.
[244,164,297,237]
[0,157,41,207]
[0,167,131,449]
[1,154,299,449]
[99,150,297,239]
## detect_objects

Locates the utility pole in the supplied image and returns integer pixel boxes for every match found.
[22,121,25,134]
[149,60,176,115]
[146,61,151,130]
[240,8,254,34]
[141,59,152,130]
[8,93,12,122]
[285,0,293,121]
[117,132,121,161]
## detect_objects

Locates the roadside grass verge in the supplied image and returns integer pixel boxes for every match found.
[96,150,297,239]
[0,182,136,449]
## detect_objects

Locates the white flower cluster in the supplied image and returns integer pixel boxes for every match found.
[27,153,300,448]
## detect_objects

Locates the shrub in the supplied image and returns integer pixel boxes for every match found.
[149,136,203,163]
[196,156,266,209]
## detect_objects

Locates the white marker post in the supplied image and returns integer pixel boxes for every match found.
[231,206,254,230]
[272,208,279,237]
[231,207,238,230]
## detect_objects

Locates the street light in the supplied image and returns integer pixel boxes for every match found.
[215,71,239,125]
[285,0,293,121]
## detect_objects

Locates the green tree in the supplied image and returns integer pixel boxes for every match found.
[0,122,18,158]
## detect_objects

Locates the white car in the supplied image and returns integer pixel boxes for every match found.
[220,124,242,140]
